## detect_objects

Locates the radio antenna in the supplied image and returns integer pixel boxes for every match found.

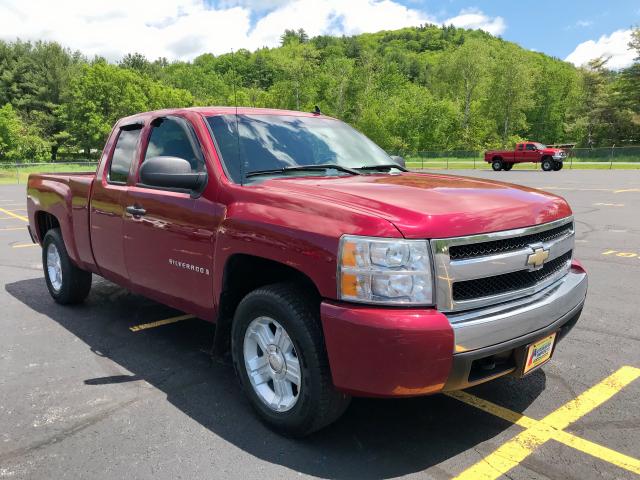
[230,48,243,186]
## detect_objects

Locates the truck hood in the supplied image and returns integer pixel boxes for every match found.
[265,172,572,238]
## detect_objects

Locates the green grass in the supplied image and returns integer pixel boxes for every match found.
[0,163,97,185]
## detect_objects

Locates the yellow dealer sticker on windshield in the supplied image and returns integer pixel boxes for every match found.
[524,333,556,374]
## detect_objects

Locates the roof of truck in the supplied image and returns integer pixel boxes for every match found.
[119,106,334,124]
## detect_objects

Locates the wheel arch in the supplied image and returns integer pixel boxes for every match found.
[35,211,61,242]
[213,253,321,356]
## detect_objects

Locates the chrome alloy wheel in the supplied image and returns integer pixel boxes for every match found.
[46,243,63,292]
[243,316,301,412]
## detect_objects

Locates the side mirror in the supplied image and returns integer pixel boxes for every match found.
[139,156,206,191]
[390,155,406,168]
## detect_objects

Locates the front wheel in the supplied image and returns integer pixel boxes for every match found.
[231,283,350,437]
[492,159,503,171]
[553,161,563,171]
[541,158,553,171]
[42,228,92,304]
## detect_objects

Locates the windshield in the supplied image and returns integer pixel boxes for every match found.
[207,114,394,183]
[534,142,547,149]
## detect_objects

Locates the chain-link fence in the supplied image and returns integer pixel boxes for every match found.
[1,146,639,184]
[394,146,640,170]
[0,161,98,185]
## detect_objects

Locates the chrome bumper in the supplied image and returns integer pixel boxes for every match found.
[447,270,587,352]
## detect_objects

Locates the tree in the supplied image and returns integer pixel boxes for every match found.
[0,103,49,162]
[280,29,309,46]
[0,40,82,159]
[62,62,193,153]
[436,38,490,147]
[486,43,533,146]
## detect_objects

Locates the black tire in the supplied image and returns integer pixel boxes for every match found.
[42,228,92,304]
[502,163,513,171]
[231,283,350,437]
[541,158,553,171]
[492,159,503,171]
[553,161,563,171]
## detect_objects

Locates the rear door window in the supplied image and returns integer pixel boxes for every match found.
[109,127,142,184]
[526,143,536,151]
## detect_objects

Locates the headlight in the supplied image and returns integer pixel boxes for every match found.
[338,235,434,305]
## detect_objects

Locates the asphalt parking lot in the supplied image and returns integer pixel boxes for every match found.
[0,170,639,479]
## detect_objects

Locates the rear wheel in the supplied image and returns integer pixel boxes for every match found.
[492,159,503,171]
[502,163,513,171]
[42,228,92,304]
[231,283,350,437]
[552,161,563,171]
[541,158,553,171]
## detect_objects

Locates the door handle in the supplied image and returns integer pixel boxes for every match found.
[126,205,146,217]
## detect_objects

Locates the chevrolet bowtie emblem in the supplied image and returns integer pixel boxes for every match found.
[526,247,550,270]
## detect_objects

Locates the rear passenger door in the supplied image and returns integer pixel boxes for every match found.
[514,143,525,163]
[90,123,143,286]
[122,115,223,319]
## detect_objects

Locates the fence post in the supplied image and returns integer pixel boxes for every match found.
[610,144,615,170]
[16,162,20,184]
[421,153,424,170]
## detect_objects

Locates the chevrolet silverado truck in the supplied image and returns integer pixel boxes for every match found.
[26,108,587,436]
[485,142,567,171]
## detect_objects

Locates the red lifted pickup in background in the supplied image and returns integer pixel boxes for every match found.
[26,108,587,436]
[485,142,567,171]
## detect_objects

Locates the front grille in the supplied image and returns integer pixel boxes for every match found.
[452,250,572,301]
[449,222,573,260]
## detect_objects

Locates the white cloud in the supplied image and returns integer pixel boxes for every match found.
[445,8,505,36]
[565,29,635,69]
[575,20,593,28]
[0,0,504,61]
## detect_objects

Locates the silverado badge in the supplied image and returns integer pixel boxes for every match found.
[526,247,550,270]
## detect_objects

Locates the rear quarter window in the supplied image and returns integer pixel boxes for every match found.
[109,128,142,184]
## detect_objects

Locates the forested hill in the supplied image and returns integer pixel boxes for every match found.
[1,24,639,161]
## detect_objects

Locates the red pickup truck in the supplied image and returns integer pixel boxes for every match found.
[485,142,567,171]
[26,107,587,436]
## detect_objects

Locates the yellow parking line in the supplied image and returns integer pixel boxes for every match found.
[12,243,38,248]
[542,366,640,430]
[0,227,25,232]
[0,207,28,222]
[614,188,640,193]
[129,314,195,332]
[450,366,640,479]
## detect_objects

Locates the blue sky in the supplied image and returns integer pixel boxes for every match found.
[403,0,639,60]
[1,0,637,68]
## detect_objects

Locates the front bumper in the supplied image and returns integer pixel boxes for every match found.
[321,262,587,397]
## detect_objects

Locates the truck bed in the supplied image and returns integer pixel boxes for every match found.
[27,172,97,272]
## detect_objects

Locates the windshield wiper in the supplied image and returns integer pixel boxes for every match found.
[246,164,361,178]
[356,164,408,172]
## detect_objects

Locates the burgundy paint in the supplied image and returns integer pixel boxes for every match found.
[321,301,454,397]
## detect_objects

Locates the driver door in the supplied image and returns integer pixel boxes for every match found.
[523,143,538,163]
[122,115,223,319]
